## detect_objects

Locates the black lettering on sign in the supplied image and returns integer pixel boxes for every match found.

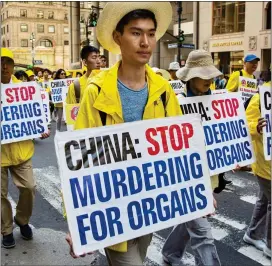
[264,91,271,111]
[122,132,137,161]
[80,138,99,168]
[65,140,82,171]
[103,134,122,164]
[180,102,209,121]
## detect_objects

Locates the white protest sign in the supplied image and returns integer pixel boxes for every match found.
[41,91,51,125]
[41,81,51,92]
[50,78,76,104]
[211,89,227,95]
[169,80,185,95]
[1,81,47,144]
[179,93,255,175]
[260,86,272,160]
[55,115,214,256]
[239,76,258,102]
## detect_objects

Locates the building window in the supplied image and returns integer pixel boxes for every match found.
[40,39,53,47]
[37,10,44,19]
[7,40,9,47]
[48,25,55,33]
[64,40,69,45]
[80,2,84,8]
[48,11,54,19]
[64,26,69,34]
[212,2,245,35]
[64,13,68,20]
[3,27,5,34]
[6,24,8,33]
[21,39,28,47]
[20,23,28,32]
[62,2,66,6]
[20,9,27,17]
[37,24,44,33]
[6,11,8,18]
[266,2,271,30]
[2,40,6,47]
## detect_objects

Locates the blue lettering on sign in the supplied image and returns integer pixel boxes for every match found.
[265,114,271,133]
[76,207,123,245]
[127,201,143,230]
[127,166,143,195]
[1,119,45,141]
[207,141,252,170]
[204,119,247,145]
[267,136,271,156]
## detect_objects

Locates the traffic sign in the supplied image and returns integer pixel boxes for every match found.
[34,60,43,65]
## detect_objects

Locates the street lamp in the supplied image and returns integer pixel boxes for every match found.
[29,32,35,68]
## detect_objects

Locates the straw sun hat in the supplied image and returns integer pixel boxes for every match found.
[176,50,222,81]
[97,2,172,54]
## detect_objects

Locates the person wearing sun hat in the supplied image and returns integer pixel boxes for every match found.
[1,48,50,249]
[162,50,222,266]
[226,53,260,92]
[66,2,181,265]
[168,61,180,80]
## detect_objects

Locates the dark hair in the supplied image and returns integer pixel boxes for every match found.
[115,9,157,34]
[76,71,83,77]
[55,69,66,80]
[80,45,100,60]
[14,70,29,81]
[43,68,51,74]
[100,55,107,60]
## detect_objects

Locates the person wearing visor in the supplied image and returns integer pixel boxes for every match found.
[168,61,180,81]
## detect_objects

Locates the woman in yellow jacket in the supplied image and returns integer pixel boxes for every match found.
[244,93,271,258]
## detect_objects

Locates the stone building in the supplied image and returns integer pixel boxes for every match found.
[194,1,271,74]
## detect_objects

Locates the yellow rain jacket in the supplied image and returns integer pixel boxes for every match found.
[245,93,271,180]
[226,69,255,92]
[74,61,182,252]
[1,76,35,167]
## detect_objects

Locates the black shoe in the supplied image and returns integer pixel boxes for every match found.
[2,233,16,249]
[223,177,232,185]
[14,217,33,240]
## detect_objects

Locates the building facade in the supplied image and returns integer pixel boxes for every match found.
[194,1,271,74]
[0,1,100,70]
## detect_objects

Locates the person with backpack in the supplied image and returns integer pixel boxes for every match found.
[244,91,271,258]
[226,54,259,92]
[162,50,221,266]
[66,46,100,104]
[65,2,181,265]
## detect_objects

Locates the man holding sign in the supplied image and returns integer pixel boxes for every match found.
[244,90,271,257]
[1,48,50,249]
[65,2,182,265]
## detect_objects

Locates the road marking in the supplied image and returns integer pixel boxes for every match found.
[238,245,270,266]
[212,214,247,230]
[33,167,62,214]
[240,195,258,205]
[211,227,229,241]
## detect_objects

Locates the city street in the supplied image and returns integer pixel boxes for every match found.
[1,122,271,266]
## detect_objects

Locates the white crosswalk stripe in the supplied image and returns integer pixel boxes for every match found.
[6,167,271,266]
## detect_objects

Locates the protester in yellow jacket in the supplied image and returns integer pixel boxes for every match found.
[226,54,260,92]
[65,4,181,264]
[244,93,271,257]
[1,48,50,249]
[66,45,100,104]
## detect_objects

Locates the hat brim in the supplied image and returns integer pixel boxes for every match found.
[176,65,223,81]
[97,2,172,54]
[246,57,260,62]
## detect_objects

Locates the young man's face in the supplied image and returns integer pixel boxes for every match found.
[114,18,157,65]
[44,71,49,78]
[100,57,107,68]
[244,60,258,74]
[38,71,43,77]
[1,57,14,83]
[191,77,213,93]
[84,52,100,71]
[29,75,35,81]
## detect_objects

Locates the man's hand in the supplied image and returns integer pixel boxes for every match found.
[203,196,217,218]
[65,233,93,259]
[257,117,267,134]
[40,130,50,139]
